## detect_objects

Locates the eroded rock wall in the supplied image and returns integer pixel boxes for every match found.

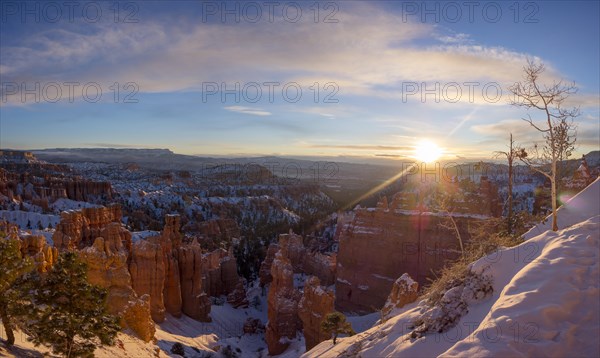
[335,207,475,314]
[298,276,335,350]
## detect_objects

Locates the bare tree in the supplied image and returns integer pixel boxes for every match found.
[509,59,578,231]
[436,187,465,259]
[493,133,520,234]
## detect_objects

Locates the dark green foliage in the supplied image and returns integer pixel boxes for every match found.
[321,312,355,345]
[221,345,238,358]
[27,252,120,357]
[0,237,34,346]
[170,342,185,356]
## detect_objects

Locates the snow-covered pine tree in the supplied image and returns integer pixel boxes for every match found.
[27,252,120,357]
[321,312,355,345]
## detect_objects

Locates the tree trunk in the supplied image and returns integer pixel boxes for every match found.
[0,302,15,346]
[508,154,513,234]
[551,160,558,231]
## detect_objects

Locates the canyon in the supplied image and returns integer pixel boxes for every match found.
[3,205,245,342]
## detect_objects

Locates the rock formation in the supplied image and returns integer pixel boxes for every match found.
[259,243,279,286]
[298,276,335,350]
[243,317,264,335]
[381,273,419,320]
[121,294,156,342]
[265,251,302,355]
[202,248,240,297]
[129,238,167,322]
[260,233,336,287]
[336,207,477,314]
[18,234,57,272]
[52,205,125,250]
[302,252,336,287]
[227,280,250,308]
[177,239,211,321]
[128,215,243,323]
[47,208,244,328]
[80,235,155,342]
[64,180,113,201]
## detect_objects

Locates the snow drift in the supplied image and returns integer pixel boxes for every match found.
[306,178,600,358]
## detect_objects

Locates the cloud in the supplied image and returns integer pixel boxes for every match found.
[307,144,412,151]
[374,153,408,158]
[470,117,600,155]
[83,143,150,148]
[434,32,472,45]
[4,2,587,108]
[224,106,271,116]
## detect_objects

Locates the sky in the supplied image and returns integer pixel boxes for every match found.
[1,0,599,161]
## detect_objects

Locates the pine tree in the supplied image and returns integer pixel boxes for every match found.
[321,312,355,345]
[27,252,120,357]
[0,236,34,347]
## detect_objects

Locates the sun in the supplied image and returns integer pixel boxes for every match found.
[414,140,443,163]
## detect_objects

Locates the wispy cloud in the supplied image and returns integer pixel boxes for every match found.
[224,106,271,116]
[307,144,412,151]
[83,143,150,148]
[4,3,587,107]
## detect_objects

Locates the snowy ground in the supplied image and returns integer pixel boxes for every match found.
[0,210,59,230]
[305,178,600,358]
[1,276,380,358]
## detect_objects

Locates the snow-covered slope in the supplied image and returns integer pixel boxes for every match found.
[306,178,600,358]
[523,177,600,239]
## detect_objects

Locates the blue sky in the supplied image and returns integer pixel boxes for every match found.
[1,0,598,160]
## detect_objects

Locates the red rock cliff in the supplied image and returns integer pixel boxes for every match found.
[336,207,477,314]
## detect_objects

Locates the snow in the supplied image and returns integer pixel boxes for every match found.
[0,329,166,358]
[397,273,416,286]
[305,178,600,358]
[523,177,600,239]
[0,210,59,229]
[50,198,102,213]
[131,230,160,242]
[372,274,396,282]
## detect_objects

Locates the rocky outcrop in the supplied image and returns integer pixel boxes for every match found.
[278,233,305,271]
[202,248,240,297]
[202,218,241,241]
[177,239,211,321]
[64,180,112,201]
[79,235,155,342]
[381,273,419,320]
[298,276,335,351]
[50,209,243,326]
[260,233,336,288]
[52,205,125,250]
[163,214,182,248]
[128,215,245,323]
[18,234,57,273]
[129,238,167,322]
[163,252,183,318]
[243,317,265,335]
[161,216,183,318]
[227,281,249,308]
[121,294,156,342]
[336,206,477,314]
[266,251,302,355]
[259,243,279,286]
[303,252,336,286]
